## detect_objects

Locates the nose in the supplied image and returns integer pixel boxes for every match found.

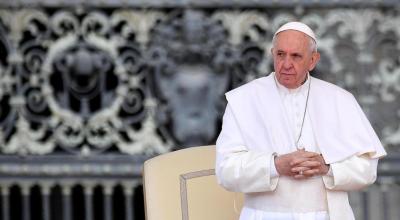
[283,56,293,69]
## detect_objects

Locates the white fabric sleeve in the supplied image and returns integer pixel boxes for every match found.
[270,154,280,178]
[326,165,333,176]
[322,154,378,191]
[216,104,279,193]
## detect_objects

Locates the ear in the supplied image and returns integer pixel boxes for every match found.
[308,52,320,71]
[270,47,274,57]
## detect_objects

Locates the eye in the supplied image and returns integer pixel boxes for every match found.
[292,54,302,60]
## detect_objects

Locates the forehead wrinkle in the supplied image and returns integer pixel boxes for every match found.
[273,30,315,53]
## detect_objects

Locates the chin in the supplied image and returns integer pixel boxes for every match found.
[280,80,296,87]
[285,84,297,89]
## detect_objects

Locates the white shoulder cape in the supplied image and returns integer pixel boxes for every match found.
[225,73,386,163]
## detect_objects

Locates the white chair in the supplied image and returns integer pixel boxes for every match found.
[143,145,243,220]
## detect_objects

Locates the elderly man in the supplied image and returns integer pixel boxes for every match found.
[216,21,386,220]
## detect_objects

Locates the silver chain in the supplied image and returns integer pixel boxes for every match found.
[295,77,311,149]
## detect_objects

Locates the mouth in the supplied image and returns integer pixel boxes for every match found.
[279,72,295,76]
[279,73,296,79]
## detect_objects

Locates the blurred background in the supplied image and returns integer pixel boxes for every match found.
[0,0,399,219]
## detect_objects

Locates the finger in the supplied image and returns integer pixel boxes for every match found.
[310,154,326,162]
[297,161,321,168]
[290,157,311,166]
[299,151,321,158]
[290,156,321,166]
[307,157,322,163]
[303,169,320,176]
[291,166,310,173]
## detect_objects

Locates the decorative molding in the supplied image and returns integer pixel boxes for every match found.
[0,0,399,8]
[0,154,144,177]
[0,7,399,158]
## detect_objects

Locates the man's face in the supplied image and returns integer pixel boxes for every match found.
[271,30,320,89]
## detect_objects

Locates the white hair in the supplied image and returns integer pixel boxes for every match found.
[272,33,317,53]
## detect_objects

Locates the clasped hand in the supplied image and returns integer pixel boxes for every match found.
[274,149,330,179]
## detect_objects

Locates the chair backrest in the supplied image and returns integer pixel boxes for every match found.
[143,145,244,220]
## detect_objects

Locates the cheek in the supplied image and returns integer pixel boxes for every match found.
[274,60,283,70]
[293,65,308,79]
[293,63,306,74]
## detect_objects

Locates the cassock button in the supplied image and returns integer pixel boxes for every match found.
[298,145,305,150]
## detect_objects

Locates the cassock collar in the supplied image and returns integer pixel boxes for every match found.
[273,72,310,97]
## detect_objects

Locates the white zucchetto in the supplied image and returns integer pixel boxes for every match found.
[274,21,317,44]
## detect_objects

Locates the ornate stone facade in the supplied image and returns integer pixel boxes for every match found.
[0,8,399,155]
[0,1,399,219]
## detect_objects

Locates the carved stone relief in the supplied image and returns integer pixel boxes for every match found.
[0,8,399,156]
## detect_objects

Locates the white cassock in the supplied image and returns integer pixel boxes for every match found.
[216,72,387,220]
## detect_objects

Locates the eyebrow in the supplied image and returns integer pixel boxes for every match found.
[291,53,302,57]
[275,50,302,56]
